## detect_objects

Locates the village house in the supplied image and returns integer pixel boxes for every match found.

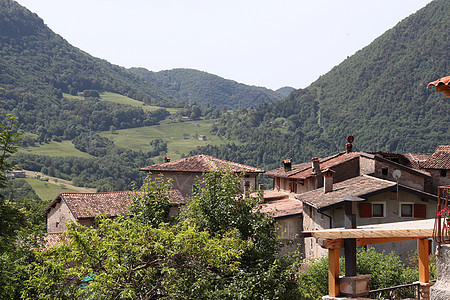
[46,190,185,233]
[46,155,264,235]
[266,143,449,259]
[140,154,264,197]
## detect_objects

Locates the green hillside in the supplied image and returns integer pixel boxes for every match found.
[101,120,238,161]
[129,68,284,109]
[191,0,449,171]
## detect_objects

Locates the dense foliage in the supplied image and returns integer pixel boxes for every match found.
[24,171,299,299]
[130,68,284,109]
[11,151,152,192]
[191,0,449,174]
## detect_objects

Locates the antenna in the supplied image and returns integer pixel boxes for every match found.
[392,170,401,214]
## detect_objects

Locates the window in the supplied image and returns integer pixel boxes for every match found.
[359,202,385,218]
[441,169,447,177]
[382,168,388,176]
[400,203,427,218]
[400,203,413,217]
[372,203,384,217]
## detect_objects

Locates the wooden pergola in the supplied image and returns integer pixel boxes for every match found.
[304,218,434,298]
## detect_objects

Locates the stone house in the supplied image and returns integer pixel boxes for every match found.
[46,190,185,233]
[265,144,449,259]
[140,154,264,197]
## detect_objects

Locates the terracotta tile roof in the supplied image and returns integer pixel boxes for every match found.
[293,152,360,179]
[259,198,303,219]
[265,162,311,177]
[140,154,264,173]
[46,189,185,219]
[427,76,450,88]
[266,152,360,179]
[403,153,432,169]
[422,146,450,169]
[43,232,66,250]
[296,175,396,210]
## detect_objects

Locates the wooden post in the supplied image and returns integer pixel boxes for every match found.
[418,238,429,283]
[328,248,340,297]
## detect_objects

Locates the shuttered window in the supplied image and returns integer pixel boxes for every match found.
[413,204,427,218]
[359,203,372,218]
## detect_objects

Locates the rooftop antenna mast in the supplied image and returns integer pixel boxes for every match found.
[392,169,402,215]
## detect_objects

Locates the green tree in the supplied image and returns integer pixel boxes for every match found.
[184,170,300,299]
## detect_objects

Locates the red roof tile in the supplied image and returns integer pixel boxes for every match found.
[296,175,396,210]
[267,152,360,180]
[422,145,450,169]
[43,232,66,250]
[259,198,303,219]
[427,76,450,88]
[46,189,185,219]
[403,153,432,169]
[140,154,264,173]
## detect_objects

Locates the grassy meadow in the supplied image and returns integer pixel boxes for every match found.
[19,140,94,158]
[63,92,181,114]
[101,119,235,161]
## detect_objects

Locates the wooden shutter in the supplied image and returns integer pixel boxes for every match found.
[414,204,427,218]
[359,203,372,218]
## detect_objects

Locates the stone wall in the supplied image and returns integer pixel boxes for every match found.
[431,244,450,299]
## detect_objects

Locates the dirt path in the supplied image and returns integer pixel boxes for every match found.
[24,170,97,193]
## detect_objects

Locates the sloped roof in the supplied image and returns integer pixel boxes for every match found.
[266,152,360,179]
[296,175,436,211]
[259,198,303,219]
[422,145,450,169]
[403,153,432,169]
[427,76,450,88]
[46,189,185,219]
[43,232,66,250]
[140,154,264,173]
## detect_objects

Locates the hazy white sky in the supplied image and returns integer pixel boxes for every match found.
[16,0,432,90]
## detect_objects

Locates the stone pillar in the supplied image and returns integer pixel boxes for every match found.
[431,244,450,299]
[417,282,434,300]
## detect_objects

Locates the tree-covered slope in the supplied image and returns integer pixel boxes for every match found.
[129,68,285,109]
[0,0,175,105]
[192,0,449,172]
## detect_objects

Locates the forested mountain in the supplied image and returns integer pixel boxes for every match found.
[191,0,449,173]
[129,68,285,109]
[275,86,295,96]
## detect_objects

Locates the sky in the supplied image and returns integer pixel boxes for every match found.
[16,0,433,90]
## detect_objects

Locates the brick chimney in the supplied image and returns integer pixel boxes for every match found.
[312,157,320,175]
[283,159,292,172]
[323,168,335,193]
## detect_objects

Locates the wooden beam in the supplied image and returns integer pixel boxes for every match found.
[319,237,422,249]
[328,248,340,297]
[418,238,429,283]
[310,228,433,239]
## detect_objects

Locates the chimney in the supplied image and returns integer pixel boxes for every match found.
[346,136,354,153]
[346,142,353,153]
[283,159,292,172]
[323,169,335,193]
[312,157,320,175]
[164,156,170,163]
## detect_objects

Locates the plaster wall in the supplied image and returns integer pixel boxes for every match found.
[149,171,260,197]
[360,156,375,175]
[373,160,425,191]
[148,172,201,197]
[46,200,75,233]
[427,169,450,194]
[303,190,437,260]
[277,216,304,255]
